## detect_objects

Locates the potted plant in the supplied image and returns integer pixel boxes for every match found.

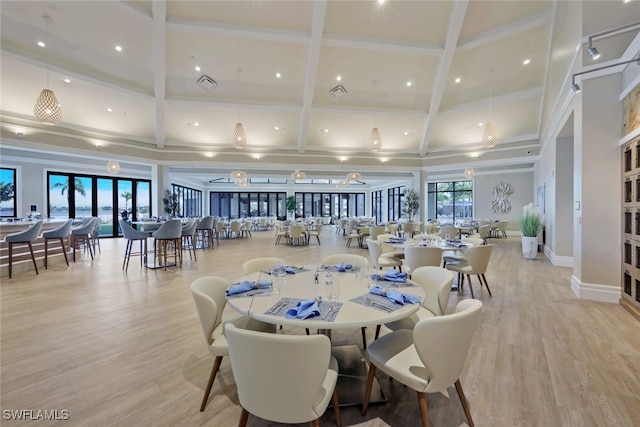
[163,190,180,218]
[401,188,420,222]
[520,203,544,259]
[285,195,297,221]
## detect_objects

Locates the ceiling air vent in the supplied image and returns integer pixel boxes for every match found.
[197,74,218,93]
[329,84,348,99]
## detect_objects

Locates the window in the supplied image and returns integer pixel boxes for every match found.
[387,186,404,221]
[372,190,383,223]
[0,168,16,218]
[171,184,203,217]
[209,191,287,219]
[427,180,473,222]
[47,172,151,237]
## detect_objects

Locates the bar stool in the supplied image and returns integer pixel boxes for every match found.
[151,219,182,270]
[71,218,96,262]
[119,219,149,271]
[42,219,73,269]
[5,220,44,278]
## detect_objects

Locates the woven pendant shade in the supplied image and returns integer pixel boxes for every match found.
[482,121,499,148]
[233,122,247,149]
[369,127,382,152]
[34,89,62,125]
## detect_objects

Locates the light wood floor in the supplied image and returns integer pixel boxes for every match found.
[1,229,639,426]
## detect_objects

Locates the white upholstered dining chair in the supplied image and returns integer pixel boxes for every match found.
[225,322,341,427]
[190,276,275,412]
[362,299,483,427]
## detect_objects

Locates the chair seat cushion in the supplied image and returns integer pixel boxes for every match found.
[384,307,437,331]
[367,329,430,393]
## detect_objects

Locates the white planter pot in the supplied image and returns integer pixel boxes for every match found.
[521,236,538,259]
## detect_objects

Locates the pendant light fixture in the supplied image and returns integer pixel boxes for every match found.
[233,122,247,149]
[369,127,382,152]
[34,15,62,125]
[291,170,307,180]
[464,167,475,179]
[482,68,498,148]
[107,161,120,174]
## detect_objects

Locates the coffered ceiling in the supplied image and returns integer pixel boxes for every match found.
[1,1,639,186]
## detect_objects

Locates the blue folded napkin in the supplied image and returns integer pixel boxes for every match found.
[226,280,272,296]
[385,237,406,243]
[334,263,352,272]
[372,271,407,283]
[274,264,297,274]
[285,299,320,319]
[369,285,420,305]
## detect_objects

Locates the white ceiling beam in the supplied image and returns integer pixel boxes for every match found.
[151,1,167,149]
[457,10,552,51]
[419,0,469,157]
[297,1,327,153]
[322,34,442,55]
[167,18,310,44]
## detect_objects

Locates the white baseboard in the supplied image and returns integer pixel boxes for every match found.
[543,246,573,267]
[570,275,620,303]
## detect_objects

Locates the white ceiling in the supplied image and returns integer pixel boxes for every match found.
[1,1,639,186]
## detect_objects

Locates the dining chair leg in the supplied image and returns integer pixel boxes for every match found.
[481,274,492,296]
[200,356,223,412]
[332,388,342,427]
[416,391,431,427]
[28,242,38,275]
[361,363,376,415]
[455,379,474,427]
[466,274,475,299]
[238,407,249,427]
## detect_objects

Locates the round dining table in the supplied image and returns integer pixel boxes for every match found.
[225,268,424,330]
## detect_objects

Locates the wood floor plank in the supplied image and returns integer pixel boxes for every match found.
[2,229,639,426]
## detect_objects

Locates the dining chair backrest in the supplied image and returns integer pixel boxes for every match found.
[42,219,73,239]
[5,220,44,243]
[196,216,214,231]
[152,219,182,239]
[404,246,443,271]
[242,257,285,275]
[411,266,454,316]
[414,299,483,394]
[190,276,228,349]
[71,217,96,235]
[463,244,493,274]
[119,219,148,240]
[225,322,334,424]
[323,253,369,270]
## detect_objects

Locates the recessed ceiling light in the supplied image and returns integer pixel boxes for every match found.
[322,128,329,133]
[455,77,461,83]
[478,122,483,127]
[115,45,123,52]
[406,81,412,87]
[523,59,531,65]
[107,108,113,112]
[63,78,71,84]
[336,75,342,81]
[195,65,201,72]
[276,72,281,78]
[37,41,46,48]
